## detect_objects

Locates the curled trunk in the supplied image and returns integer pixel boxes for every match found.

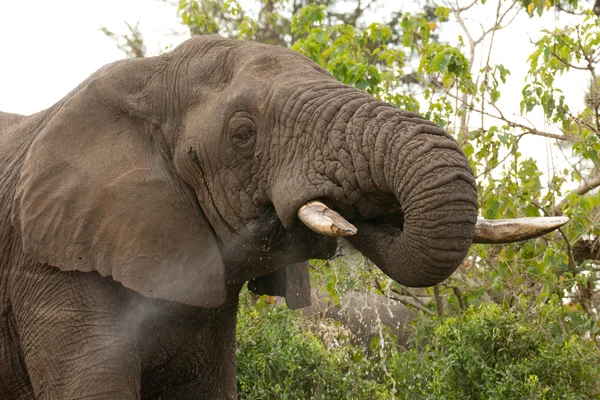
[348,123,478,287]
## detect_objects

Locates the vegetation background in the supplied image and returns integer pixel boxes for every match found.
[51,0,600,397]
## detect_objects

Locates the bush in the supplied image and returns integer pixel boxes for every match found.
[237,297,600,399]
[236,300,395,399]
[396,300,600,399]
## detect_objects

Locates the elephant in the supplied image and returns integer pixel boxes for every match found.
[0,35,567,399]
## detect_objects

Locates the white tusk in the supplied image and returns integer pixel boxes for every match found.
[473,216,569,244]
[297,201,358,237]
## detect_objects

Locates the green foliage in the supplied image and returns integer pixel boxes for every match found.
[178,0,221,34]
[287,4,471,122]
[525,12,599,126]
[236,299,395,399]
[464,9,600,327]
[100,22,146,58]
[237,297,600,399]
[401,300,600,399]
[291,20,397,95]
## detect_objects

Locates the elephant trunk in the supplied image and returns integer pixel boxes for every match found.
[347,122,478,287]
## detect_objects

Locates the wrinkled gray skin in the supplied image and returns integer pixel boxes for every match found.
[0,36,477,399]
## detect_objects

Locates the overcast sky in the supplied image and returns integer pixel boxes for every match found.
[0,0,588,180]
[0,0,184,114]
[0,1,586,114]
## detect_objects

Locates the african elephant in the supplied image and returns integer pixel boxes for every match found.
[0,35,566,399]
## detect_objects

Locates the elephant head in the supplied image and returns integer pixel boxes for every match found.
[11,36,567,310]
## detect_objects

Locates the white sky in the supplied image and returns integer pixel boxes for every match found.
[0,0,589,181]
[0,0,184,115]
[0,1,586,116]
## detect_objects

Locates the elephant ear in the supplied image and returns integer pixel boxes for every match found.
[248,262,312,309]
[12,57,227,309]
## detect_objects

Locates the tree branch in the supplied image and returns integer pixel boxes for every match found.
[455,0,478,13]
[388,293,435,316]
[474,104,582,142]
[433,285,444,316]
[551,50,589,71]
[444,284,466,310]
[393,285,429,308]
[553,176,600,214]
[473,0,519,46]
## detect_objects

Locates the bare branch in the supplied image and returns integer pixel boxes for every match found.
[473,0,519,46]
[475,104,581,142]
[565,108,599,136]
[504,120,578,142]
[388,293,436,316]
[454,0,478,13]
[393,285,429,308]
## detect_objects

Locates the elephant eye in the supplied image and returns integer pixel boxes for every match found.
[232,126,254,142]
[228,113,257,151]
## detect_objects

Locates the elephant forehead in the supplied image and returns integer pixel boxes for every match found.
[233,45,331,80]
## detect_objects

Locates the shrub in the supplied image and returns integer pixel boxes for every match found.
[237,297,600,399]
[393,300,600,399]
[236,301,394,399]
